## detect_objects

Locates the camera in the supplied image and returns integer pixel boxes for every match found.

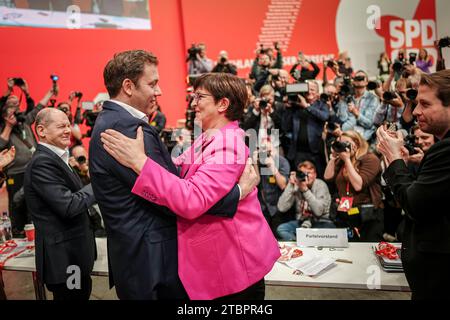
[331,140,351,153]
[392,61,404,73]
[367,81,379,91]
[404,134,418,155]
[326,60,336,68]
[286,82,309,103]
[76,155,87,165]
[187,44,202,62]
[338,76,354,97]
[353,75,366,82]
[409,52,417,64]
[320,93,330,103]
[50,74,59,82]
[438,36,450,48]
[406,88,418,101]
[257,145,271,167]
[14,111,26,124]
[13,78,25,86]
[73,91,83,99]
[259,97,269,110]
[219,56,227,64]
[296,171,308,182]
[160,128,178,153]
[327,121,338,132]
[383,91,397,101]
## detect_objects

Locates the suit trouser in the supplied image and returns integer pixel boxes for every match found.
[5,172,30,234]
[46,276,92,300]
[215,278,266,300]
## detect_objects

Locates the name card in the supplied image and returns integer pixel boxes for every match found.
[296,228,349,248]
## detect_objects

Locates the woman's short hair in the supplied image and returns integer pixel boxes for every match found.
[103,50,158,98]
[193,73,248,121]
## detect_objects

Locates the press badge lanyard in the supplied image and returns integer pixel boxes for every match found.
[337,181,354,212]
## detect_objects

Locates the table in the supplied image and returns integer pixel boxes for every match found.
[1,239,410,300]
[265,242,410,291]
[0,238,108,300]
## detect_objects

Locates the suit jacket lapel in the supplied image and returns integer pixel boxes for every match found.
[37,145,83,189]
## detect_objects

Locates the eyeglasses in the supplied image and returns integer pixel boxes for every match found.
[192,92,213,103]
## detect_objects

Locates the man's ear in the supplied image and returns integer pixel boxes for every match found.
[36,124,45,140]
[122,79,134,96]
[218,97,230,113]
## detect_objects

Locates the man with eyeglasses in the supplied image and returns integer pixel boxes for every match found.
[336,70,380,143]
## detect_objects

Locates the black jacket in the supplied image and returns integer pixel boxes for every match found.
[89,101,239,300]
[24,144,96,285]
[384,131,450,299]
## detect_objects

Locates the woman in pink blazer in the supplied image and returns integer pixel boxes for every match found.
[101,73,280,300]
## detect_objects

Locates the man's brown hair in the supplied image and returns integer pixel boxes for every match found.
[103,50,158,98]
[420,69,450,107]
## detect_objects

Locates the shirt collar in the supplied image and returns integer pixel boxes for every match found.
[109,99,149,123]
[39,142,69,166]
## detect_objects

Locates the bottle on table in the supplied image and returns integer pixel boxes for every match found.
[2,212,12,241]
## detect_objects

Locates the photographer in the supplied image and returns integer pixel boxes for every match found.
[251,53,282,93]
[0,78,35,113]
[68,145,106,238]
[57,97,83,147]
[416,48,433,74]
[148,102,166,134]
[0,147,15,186]
[290,52,320,82]
[283,81,329,177]
[241,84,284,150]
[378,52,391,82]
[277,161,333,241]
[376,70,450,300]
[374,77,410,129]
[187,43,213,75]
[336,70,380,143]
[0,84,56,237]
[324,130,383,241]
[270,69,290,103]
[251,141,290,233]
[211,50,237,75]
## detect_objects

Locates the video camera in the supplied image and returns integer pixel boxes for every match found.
[286,82,309,103]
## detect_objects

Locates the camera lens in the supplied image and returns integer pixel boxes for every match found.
[406,89,418,100]
[383,91,396,101]
[76,156,87,164]
[259,99,268,109]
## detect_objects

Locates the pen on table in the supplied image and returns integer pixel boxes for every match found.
[335,258,353,264]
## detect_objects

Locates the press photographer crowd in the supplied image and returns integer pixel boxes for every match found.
[1,35,450,300]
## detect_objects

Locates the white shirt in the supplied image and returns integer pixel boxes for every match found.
[109,99,149,123]
[39,142,71,169]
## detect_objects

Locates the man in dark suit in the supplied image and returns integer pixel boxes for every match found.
[24,108,96,300]
[282,81,329,177]
[89,50,250,300]
[377,69,450,300]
